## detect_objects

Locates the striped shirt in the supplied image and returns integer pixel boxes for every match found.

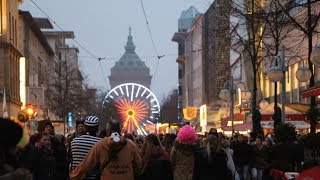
[71,134,101,179]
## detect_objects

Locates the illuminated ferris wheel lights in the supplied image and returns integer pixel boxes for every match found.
[141,89,147,97]
[136,86,141,97]
[120,87,124,95]
[147,120,154,125]
[104,83,160,134]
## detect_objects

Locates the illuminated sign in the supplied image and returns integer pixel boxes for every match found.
[227,121,244,126]
[183,106,197,120]
[200,105,207,127]
[68,112,73,127]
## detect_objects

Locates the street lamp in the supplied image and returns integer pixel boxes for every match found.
[267,46,312,124]
[259,99,269,109]
[219,75,251,135]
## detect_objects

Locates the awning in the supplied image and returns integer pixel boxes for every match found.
[221,122,252,131]
[261,121,310,129]
[221,113,252,131]
[260,102,305,121]
[301,85,320,98]
[286,103,310,114]
[261,114,305,121]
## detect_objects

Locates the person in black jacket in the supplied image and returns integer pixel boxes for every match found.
[233,134,252,180]
[193,134,232,180]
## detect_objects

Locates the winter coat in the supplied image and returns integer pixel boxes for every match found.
[70,137,142,180]
[141,147,173,180]
[193,147,232,180]
[170,140,197,180]
[50,134,68,180]
[32,145,56,180]
[250,144,267,169]
[233,141,252,167]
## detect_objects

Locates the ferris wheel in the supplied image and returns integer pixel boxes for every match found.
[103,83,160,135]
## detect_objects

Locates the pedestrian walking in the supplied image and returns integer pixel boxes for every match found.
[193,134,232,180]
[170,125,198,180]
[250,135,267,180]
[70,116,102,179]
[70,119,142,180]
[139,134,172,180]
[233,134,252,180]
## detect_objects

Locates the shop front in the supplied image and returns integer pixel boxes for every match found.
[220,113,252,136]
[300,85,320,132]
[260,102,310,134]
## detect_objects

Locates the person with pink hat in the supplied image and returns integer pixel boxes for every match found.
[170,125,198,180]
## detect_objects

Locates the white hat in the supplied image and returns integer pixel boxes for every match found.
[85,116,99,127]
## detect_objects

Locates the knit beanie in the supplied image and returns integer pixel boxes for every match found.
[177,125,197,144]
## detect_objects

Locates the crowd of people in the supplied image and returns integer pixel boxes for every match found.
[0,116,320,180]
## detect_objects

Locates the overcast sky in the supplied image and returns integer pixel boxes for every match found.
[20,0,213,102]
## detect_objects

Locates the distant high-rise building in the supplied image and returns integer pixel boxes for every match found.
[178,6,201,32]
[109,27,152,89]
[172,6,201,122]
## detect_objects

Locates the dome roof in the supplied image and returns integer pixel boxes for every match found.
[111,27,150,71]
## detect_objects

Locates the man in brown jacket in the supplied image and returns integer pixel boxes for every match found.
[70,120,142,180]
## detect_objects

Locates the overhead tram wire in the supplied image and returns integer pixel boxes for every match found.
[139,0,165,83]
[30,0,110,90]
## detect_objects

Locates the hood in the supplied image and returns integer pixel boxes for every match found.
[174,140,197,155]
[104,136,128,161]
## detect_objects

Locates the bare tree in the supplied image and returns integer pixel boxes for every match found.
[230,0,301,132]
[274,0,320,133]
[160,89,179,124]
[46,49,85,120]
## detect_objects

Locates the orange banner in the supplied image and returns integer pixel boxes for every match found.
[183,106,197,120]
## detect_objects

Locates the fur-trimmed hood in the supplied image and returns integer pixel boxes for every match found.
[173,140,197,155]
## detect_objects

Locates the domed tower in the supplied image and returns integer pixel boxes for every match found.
[109,27,152,89]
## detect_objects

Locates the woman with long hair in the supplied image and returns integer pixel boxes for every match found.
[139,134,172,180]
[193,134,232,180]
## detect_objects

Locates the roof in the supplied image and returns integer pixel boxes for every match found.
[33,18,53,29]
[19,10,54,56]
[286,103,310,114]
[259,102,302,115]
[42,31,75,39]
[179,6,200,20]
[178,6,201,31]
[111,27,150,71]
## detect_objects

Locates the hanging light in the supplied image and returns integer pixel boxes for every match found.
[296,66,312,82]
[219,89,230,101]
[259,99,269,109]
[267,66,283,82]
[311,44,320,67]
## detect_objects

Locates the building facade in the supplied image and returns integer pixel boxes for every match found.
[17,11,55,120]
[0,0,24,117]
[172,6,201,123]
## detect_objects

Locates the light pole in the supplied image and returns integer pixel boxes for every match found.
[219,76,251,135]
[267,46,312,124]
